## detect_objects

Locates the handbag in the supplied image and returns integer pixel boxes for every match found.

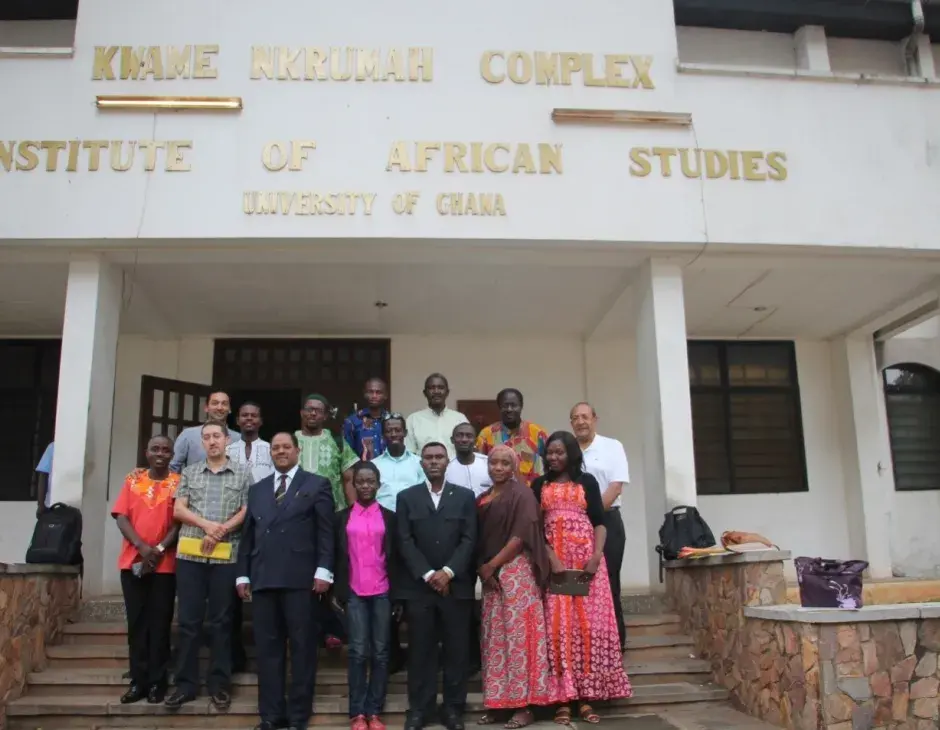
[548,570,591,597]
[794,556,868,609]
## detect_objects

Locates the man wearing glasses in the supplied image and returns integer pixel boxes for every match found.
[295,394,359,510]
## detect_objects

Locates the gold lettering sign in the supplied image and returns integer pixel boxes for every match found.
[480,51,653,89]
[628,148,787,181]
[243,191,377,216]
[436,193,506,216]
[386,142,562,174]
[0,140,193,172]
[250,47,432,82]
[92,46,219,80]
[261,141,317,171]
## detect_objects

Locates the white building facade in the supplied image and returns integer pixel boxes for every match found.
[3,0,940,596]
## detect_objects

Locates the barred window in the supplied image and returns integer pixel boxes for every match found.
[689,341,808,495]
[883,363,940,492]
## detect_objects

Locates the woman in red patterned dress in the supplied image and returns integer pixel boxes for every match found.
[476,444,558,729]
[532,431,632,725]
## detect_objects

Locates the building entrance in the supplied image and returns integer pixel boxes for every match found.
[212,338,392,439]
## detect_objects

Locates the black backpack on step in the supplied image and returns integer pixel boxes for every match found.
[655,505,715,581]
[25,503,84,568]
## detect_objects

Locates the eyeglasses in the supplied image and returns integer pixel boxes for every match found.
[382,412,405,422]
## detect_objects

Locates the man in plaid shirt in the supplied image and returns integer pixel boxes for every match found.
[166,420,252,711]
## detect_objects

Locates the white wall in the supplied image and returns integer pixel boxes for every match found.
[879,330,940,579]
[585,339,650,591]
[697,341,853,579]
[1,0,940,248]
[100,336,214,594]
[0,504,42,565]
[2,330,892,593]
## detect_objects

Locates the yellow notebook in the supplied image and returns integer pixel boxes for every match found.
[177,536,233,561]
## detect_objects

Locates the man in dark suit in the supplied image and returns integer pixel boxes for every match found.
[236,432,335,730]
[396,442,477,730]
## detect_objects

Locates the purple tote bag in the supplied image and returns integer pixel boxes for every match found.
[794,557,869,609]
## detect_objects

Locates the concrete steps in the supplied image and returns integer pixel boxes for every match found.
[5,605,731,728]
[5,684,731,729]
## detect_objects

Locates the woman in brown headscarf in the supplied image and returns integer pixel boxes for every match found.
[476,444,560,729]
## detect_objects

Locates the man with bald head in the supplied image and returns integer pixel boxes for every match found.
[570,401,630,651]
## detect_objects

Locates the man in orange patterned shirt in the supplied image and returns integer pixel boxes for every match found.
[474,389,548,487]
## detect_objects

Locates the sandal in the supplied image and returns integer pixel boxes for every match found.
[554,707,572,725]
[579,704,601,724]
[504,710,534,729]
[478,714,500,726]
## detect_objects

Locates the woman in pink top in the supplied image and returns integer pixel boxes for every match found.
[333,462,400,730]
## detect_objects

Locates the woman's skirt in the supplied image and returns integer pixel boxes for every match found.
[480,553,559,709]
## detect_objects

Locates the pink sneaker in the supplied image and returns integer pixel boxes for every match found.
[325,635,342,650]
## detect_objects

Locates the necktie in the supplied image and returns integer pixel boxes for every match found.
[275,474,288,504]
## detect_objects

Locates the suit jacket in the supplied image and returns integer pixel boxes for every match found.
[237,467,335,592]
[332,504,402,603]
[395,481,477,600]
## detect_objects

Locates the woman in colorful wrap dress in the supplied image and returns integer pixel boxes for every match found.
[476,444,558,729]
[532,431,632,725]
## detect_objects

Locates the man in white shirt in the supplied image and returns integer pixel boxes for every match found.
[404,373,469,460]
[224,402,274,673]
[444,423,491,498]
[571,401,630,651]
[225,402,274,484]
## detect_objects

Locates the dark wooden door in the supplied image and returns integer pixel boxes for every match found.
[137,376,215,467]
[458,399,501,437]
[212,339,391,438]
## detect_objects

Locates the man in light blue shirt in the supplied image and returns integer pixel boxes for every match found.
[35,441,54,517]
[372,413,425,512]
[170,390,241,473]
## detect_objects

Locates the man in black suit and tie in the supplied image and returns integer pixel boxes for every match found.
[236,432,335,730]
[396,442,477,730]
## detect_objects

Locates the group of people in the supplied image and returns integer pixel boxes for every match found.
[101,373,633,730]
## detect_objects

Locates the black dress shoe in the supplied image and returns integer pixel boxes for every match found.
[164,689,197,709]
[147,684,166,704]
[441,710,465,730]
[120,684,146,704]
[403,711,424,730]
[209,689,232,711]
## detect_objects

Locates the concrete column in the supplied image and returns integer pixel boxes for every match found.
[795,26,830,72]
[52,255,122,595]
[634,260,697,587]
[831,336,894,578]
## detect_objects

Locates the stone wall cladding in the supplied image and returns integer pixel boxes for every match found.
[666,555,940,729]
[814,619,940,730]
[0,566,80,730]
[665,557,798,726]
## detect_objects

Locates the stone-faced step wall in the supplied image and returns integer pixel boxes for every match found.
[664,551,794,726]
[0,564,80,730]
[744,604,940,730]
[664,550,940,729]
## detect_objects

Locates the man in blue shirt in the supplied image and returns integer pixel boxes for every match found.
[35,442,54,518]
[372,413,425,512]
[370,413,424,674]
[343,378,390,460]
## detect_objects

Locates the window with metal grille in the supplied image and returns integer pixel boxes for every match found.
[0,339,60,501]
[688,341,808,495]
[883,363,940,492]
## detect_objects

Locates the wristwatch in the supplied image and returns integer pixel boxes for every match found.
[155,544,166,555]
